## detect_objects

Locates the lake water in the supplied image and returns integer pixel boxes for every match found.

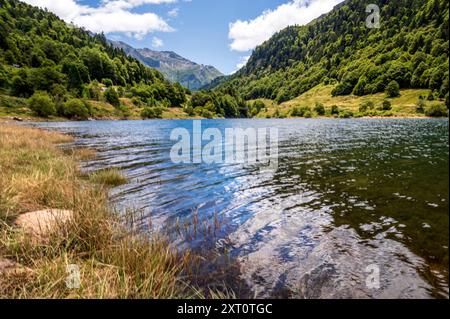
[34,118,449,299]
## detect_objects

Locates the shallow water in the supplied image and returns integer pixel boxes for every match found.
[35,118,449,299]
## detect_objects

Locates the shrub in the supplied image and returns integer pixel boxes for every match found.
[273,107,281,118]
[425,104,448,117]
[63,99,90,119]
[118,104,132,118]
[381,110,394,117]
[416,98,426,113]
[184,105,195,116]
[28,91,56,117]
[352,77,367,96]
[0,68,9,89]
[304,110,313,118]
[131,97,142,106]
[117,86,125,97]
[359,101,375,113]
[338,111,354,118]
[104,87,120,107]
[332,81,354,96]
[11,75,33,98]
[291,106,312,117]
[314,102,326,115]
[102,78,113,87]
[87,81,101,101]
[201,109,214,119]
[381,100,392,111]
[251,100,266,116]
[141,107,163,119]
[427,92,435,101]
[385,80,400,98]
[330,105,340,115]
[0,95,28,109]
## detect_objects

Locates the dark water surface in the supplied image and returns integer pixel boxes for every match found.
[35,118,449,299]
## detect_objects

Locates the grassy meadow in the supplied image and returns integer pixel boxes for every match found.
[255,84,447,118]
[0,94,195,121]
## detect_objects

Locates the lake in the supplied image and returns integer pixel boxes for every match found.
[34,118,449,299]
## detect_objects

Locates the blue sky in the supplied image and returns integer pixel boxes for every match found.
[23,0,343,74]
[105,0,290,74]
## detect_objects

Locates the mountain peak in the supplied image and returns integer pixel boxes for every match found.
[111,41,223,90]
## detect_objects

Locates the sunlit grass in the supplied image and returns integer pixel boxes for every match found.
[262,84,443,118]
[89,168,127,187]
[0,124,232,299]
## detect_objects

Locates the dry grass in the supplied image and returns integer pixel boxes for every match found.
[258,84,442,118]
[0,124,229,299]
[89,168,127,187]
[64,147,97,161]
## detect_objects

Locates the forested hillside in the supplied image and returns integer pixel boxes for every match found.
[0,0,187,119]
[216,0,449,105]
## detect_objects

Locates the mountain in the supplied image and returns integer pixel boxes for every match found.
[0,0,187,118]
[215,0,449,104]
[111,41,223,91]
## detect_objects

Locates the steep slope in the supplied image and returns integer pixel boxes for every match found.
[217,0,449,104]
[112,41,223,90]
[0,0,188,118]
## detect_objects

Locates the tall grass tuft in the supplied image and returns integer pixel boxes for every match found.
[89,168,127,187]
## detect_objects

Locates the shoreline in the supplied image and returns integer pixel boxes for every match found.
[0,114,444,124]
[0,123,242,298]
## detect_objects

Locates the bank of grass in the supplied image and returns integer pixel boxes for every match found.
[260,84,445,118]
[89,168,127,187]
[0,94,197,122]
[0,124,227,298]
[0,94,50,121]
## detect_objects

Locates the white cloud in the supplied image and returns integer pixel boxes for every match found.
[100,0,177,11]
[22,0,176,39]
[75,10,173,36]
[168,8,179,18]
[229,0,343,52]
[151,36,164,48]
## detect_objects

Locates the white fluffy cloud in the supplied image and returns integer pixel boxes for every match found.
[101,0,177,11]
[151,36,164,48]
[22,0,176,38]
[229,0,343,52]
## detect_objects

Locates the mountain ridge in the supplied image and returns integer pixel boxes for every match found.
[111,40,223,91]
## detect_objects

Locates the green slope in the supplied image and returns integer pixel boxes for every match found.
[216,0,449,106]
[257,84,441,118]
[0,0,188,119]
